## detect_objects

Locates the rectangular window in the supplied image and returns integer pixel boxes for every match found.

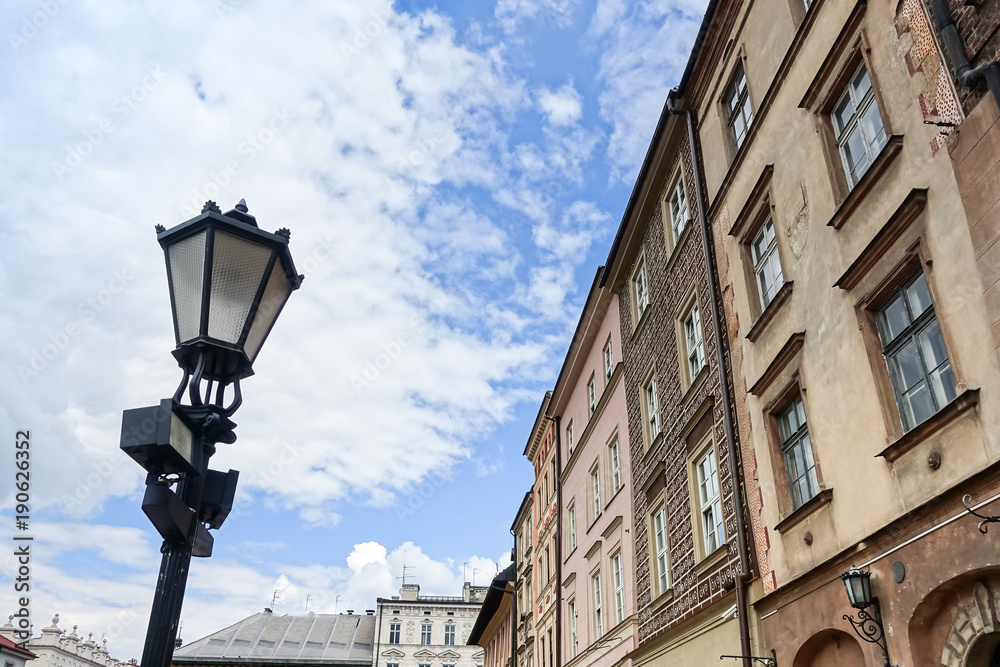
[697,449,725,554]
[389,623,401,644]
[591,467,602,520]
[444,624,456,645]
[568,599,578,658]
[668,177,689,245]
[633,263,649,321]
[546,545,551,581]
[592,572,604,638]
[567,421,575,457]
[653,505,670,595]
[588,375,597,416]
[644,376,660,442]
[833,63,887,187]
[609,438,621,496]
[876,271,956,431]
[683,302,706,380]
[421,622,432,645]
[779,396,819,510]
[568,505,577,552]
[611,551,625,624]
[604,338,614,382]
[724,63,753,152]
[752,217,783,310]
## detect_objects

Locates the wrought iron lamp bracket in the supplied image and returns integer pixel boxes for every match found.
[843,597,892,667]
[719,649,777,667]
[962,494,1000,534]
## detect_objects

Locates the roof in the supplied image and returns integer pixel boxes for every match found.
[522,392,553,459]
[466,565,515,646]
[510,491,533,532]
[0,635,36,659]
[172,613,375,666]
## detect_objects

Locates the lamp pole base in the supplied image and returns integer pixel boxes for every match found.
[140,540,193,667]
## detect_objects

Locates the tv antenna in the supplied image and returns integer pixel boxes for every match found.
[396,563,415,587]
[304,594,317,613]
[271,589,284,608]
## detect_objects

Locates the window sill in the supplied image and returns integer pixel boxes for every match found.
[680,364,709,407]
[826,135,904,230]
[692,543,730,576]
[665,222,694,274]
[642,431,665,463]
[649,588,674,612]
[746,281,793,343]
[774,488,834,534]
[877,389,980,462]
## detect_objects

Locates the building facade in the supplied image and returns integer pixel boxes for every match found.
[547,276,637,667]
[511,493,534,667]
[6,615,133,667]
[677,0,1000,659]
[523,396,558,667]
[373,583,487,667]
[467,566,515,667]
[0,624,35,667]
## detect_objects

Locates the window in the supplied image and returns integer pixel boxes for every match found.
[833,62,887,188]
[643,375,660,443]
[667,176,689,247]
[548,630,553,667]
[591,466,602,521]
[567,421,575,457]
[696,449,725,554]
[604,338,614,382]
[632,261,649,322]
[588,375,597,416]
[544,473,549,504]
[568,599,578,657]
[387,663,399,667]
[444,624,456,645]
[568,504,577,552]
[545,545,551,581]
[683,302,706,380]
[592,572,604,638]
[876,271,955,431]
[779,396,819,509]
[752,217,783,310]
[724,63,753,152]
[611,551,625,624]
[389,622,401,644]
[609,438,621,496]
[421,622,432,645]
[652,505,670,595]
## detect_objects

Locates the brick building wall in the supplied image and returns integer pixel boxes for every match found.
[616,139,744,645]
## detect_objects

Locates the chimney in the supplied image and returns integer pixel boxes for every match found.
[366,610,375,616]
[400,584,420,601]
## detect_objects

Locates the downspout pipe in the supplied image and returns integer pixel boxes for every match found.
[554,416,562,667]
[374,600,384,667]
[668,93,753,667]
[510,534,518,667]
[926,0,1000,111]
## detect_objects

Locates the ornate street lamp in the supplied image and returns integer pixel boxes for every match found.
[840,567,893,667]
[121,200,302,667]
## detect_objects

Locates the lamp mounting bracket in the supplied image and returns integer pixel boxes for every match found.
[842,597,893,667]
[719,649,777,667]
[962,494,1000,534]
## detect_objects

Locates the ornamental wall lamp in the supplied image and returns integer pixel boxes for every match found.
[841,567,894,667]
[120,199,302,667]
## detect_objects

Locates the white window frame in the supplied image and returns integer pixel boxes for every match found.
[568,599,578,658]
[568,504,577,552]
[696,448,725,555]
[591,465,602,522]
[609,438,621,496]
[389,622,401,644]
[632,260,649,323]
[588,375,597,416]
[567,421,575,457]
[667,176,689,247]
[604,338,614,383]
[683,301,706,381]
[421,622,432,645]
[751,216,783,311]
[652,504,670,596]
[444,624,456,645]
[611,550,625,624]
[592,571,604,638]
[833,62,887,188]
[724,62,753,153]
[643,375,660,443]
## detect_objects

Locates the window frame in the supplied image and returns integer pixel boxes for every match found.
[688,436,726,562]
[722,60,754,155]
[611,549,625,625]
[677,289,707,391]
[590,463,602,523]
[588,374,598,417]
[661,163,691,258]
[831,60,888,189]
[649,501,671,598]
[567,421,575,457]
[640,367,661,450]
[604,337,614,383]
[751,215,785,312]
[592,570,604,638]
[568,598,578,658]
[389,621,401,644]
[444,623,456,646]
[609,436,622,496]
[420,622,432,645]
[568,503,577,553]
[630,254,650,327]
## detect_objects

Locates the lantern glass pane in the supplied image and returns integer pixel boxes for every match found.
[208,230,273,345]
[169,411,194,466]
[168,231,207,343]
[244,262,291,361]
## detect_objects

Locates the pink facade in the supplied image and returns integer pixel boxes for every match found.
[549,289,636,667]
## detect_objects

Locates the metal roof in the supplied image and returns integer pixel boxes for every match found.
[172,612,375,665]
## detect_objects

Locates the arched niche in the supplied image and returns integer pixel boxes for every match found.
[792,628,867,667]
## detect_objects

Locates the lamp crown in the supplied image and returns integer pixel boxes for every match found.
[235,198,249,213]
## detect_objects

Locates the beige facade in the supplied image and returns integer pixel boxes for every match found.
[512,493,534,667]
[677,0,1000,657]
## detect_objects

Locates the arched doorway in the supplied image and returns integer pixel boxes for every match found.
[793,629,867,667]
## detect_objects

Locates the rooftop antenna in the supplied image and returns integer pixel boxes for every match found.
[334,595,341,613]
[472,568,482,586]
[304,594,316,613]
[396,564,415,587]
[271,589,284,608]
[463,562,470,582]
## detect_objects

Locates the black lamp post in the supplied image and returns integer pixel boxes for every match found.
[840,567,892,667]
[121,199,302,667]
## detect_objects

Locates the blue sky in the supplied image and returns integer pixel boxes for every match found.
[0,0,705,658]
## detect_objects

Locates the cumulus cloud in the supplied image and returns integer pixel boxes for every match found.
[538,81,583,126]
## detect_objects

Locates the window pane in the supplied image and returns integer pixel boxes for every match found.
[851,66,872,101]
[860,98,885,154]
[902,380,936,427]
[879,292,911,343]
[843,126,869,182]
[906,273,933,317]
[834,94,854,134]
[890,342,926,391]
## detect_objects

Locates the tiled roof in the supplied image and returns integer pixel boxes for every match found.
[172,613,375,665]
[0,634,37,659]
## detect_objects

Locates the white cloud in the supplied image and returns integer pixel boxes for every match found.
[494,0,581,33]
[537,81,583,126]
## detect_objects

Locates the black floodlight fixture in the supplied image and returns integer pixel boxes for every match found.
[841,567,873,610]
[156,199,303,397]
[120,399,198,475]
[199,469,239,530]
